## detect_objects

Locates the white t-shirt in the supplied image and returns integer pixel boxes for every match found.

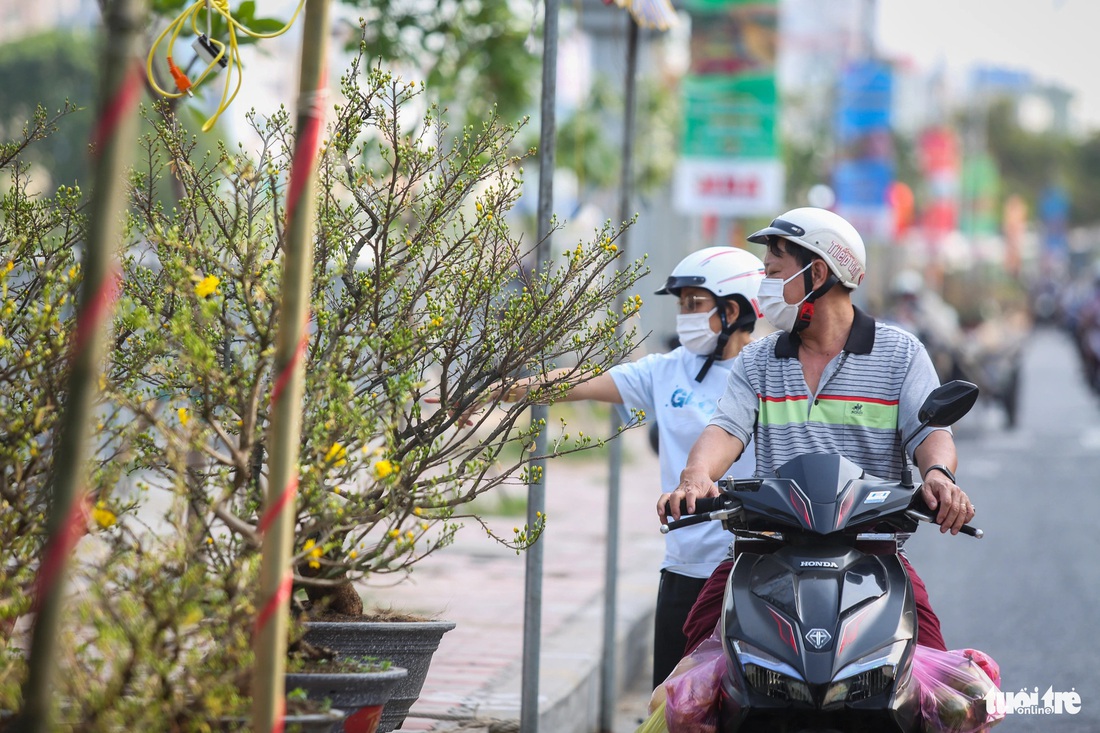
[610,347,757,578]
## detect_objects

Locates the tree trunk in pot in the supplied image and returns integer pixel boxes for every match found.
[299,561,363,617]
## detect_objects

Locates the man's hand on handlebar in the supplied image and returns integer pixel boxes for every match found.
[920,471,975,535]
[657,468,720,523]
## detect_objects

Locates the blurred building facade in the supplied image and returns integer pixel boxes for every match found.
[0,0,98,42]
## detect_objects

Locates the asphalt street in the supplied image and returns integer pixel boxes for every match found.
[905,325,1100,732]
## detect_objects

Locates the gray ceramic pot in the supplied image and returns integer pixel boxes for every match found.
[286,667,408,733]
[303,620,455,732]
[217,709,346,733]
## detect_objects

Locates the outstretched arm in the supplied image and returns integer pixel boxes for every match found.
[429,367,623,424]
[503,368,623,404]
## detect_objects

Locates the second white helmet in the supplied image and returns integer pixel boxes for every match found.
[656,246,765,315]
[748,207,866,289]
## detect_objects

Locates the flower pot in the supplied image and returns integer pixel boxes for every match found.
[304,620,455,732]
[286,667,407,733]
[216,709,346,733]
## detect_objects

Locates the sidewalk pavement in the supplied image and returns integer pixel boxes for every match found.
[357,427,665,733]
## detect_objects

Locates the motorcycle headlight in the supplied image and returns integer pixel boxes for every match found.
[823,640,909,706]
[733,640,813,704]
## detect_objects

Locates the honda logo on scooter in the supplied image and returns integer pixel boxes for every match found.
[799,560,839,568]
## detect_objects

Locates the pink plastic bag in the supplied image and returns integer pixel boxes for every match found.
[911,645,1005,733]
[658,630,725,733]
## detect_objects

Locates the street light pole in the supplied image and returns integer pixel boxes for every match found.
[599,12,639,733]
[521,0,559,731]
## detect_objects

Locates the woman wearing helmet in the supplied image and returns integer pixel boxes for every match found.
[660,207,976,656]
[494,246,765,687]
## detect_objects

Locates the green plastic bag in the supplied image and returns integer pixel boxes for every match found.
[635,700,669,733]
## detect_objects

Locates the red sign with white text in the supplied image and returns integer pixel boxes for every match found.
[673,158,783,216]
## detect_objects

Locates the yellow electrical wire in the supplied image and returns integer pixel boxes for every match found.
[146,0,308,132]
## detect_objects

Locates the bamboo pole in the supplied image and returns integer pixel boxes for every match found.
[13,0,146,730]
[251,0,331,729]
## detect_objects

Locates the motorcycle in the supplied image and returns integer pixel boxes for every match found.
[662,380,983,733]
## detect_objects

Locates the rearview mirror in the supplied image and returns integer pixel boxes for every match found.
[917,380,980,427]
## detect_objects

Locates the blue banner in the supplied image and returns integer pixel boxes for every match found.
[836,61,893,144]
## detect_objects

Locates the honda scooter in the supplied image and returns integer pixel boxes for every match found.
[663,380,983,732]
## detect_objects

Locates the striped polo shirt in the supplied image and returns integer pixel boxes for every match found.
[711,306,946,480]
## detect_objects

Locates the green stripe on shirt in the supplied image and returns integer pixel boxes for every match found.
[758,394,899,430]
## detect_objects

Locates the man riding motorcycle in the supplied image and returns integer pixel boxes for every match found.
[657,207,976,656]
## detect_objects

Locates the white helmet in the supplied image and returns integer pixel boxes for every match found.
[748,207,866,289]
[658,247,765,381]
[655,246,765,316]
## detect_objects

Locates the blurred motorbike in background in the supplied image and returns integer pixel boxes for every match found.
[883,270,1025,429]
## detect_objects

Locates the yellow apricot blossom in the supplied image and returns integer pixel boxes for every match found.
[374,459,396,479]
[323,442,348,467]
[195,275,220,298]
[92,501,116,529]
[303,538,324,569]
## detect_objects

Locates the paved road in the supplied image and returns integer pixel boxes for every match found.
[617,326,1100,732]
[905,326,1100,732]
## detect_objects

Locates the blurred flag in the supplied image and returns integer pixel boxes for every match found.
[610,0,679,30]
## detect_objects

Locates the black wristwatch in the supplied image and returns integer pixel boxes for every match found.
[924,464,956,484]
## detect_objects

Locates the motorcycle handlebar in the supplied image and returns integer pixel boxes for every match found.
[660,494,740,534]
[906,509,983,538]
[908,495,984,538]
[660,495,731,519]
[660,513,711,534]
[659,486,985,538]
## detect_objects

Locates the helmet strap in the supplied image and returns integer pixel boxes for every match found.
[694,300,735,382]
[791,272,839,334]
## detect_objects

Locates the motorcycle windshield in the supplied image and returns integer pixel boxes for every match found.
[735,454,916,534]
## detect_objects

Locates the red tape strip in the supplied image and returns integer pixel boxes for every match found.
[258,476,298,534]
[90,61,144,157]
[283,115,324,234]
[71,269,122,358]
[32,495,92,613]
[270,697,287,733]
[254,573,294,637]
[269,328,309,409]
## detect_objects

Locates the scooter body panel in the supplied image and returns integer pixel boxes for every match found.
[709,454,926,732]
[717,545,921,731]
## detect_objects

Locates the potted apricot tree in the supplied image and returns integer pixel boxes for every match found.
[2,42,645,729]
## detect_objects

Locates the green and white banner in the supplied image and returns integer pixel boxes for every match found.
[674,0,783,216]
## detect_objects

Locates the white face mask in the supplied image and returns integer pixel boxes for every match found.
[676,307,720,355]
[757,264,813,332]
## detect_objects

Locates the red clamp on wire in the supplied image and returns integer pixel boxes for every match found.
[167,56,193,96]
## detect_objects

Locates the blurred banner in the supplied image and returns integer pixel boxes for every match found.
[673,0,783,216]
[960,153,1000,238]
[1039,185,1070,262]
[919,125,960,249]
[833,59,895,242]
